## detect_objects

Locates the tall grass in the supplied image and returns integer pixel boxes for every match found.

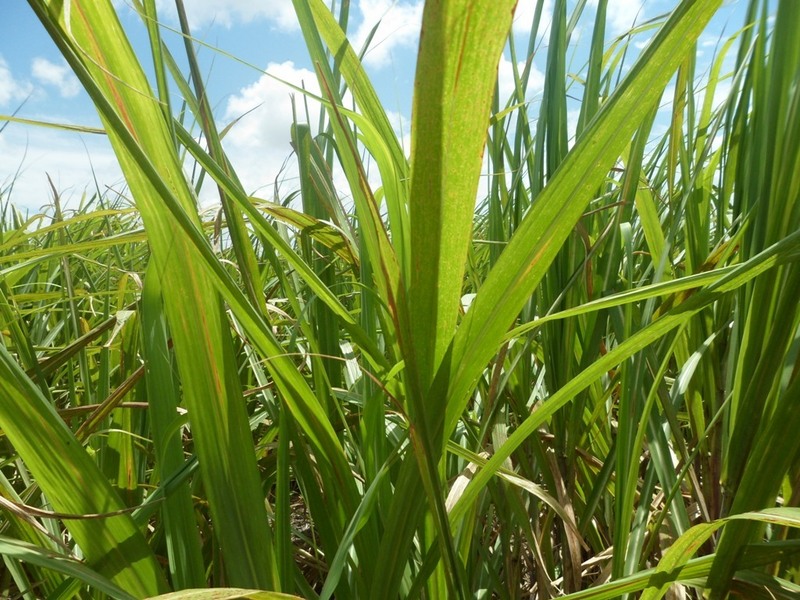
[0,0,799,598]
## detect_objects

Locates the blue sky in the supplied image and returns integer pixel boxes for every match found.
[0,1,760,212]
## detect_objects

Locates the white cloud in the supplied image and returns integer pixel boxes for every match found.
[513,0,554,37]
[31,58,81,98]
[351,0,423,69]
[0,56,33,107]
[219,60,410,209]
[221,61,322,198]
[591,0,645,35]
[150,0,298,30]
[497,54,546,101]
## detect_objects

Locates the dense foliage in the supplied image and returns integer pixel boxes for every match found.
[1,0,799,598]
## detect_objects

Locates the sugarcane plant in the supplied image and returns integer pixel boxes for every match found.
[0,0,799,598]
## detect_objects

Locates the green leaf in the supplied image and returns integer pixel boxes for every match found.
[29,0,277,588]
[148,590,303,600]
[0,536,138,600]
[0,347,167,595]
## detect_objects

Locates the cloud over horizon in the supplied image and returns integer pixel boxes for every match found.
[0,126,124,211]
